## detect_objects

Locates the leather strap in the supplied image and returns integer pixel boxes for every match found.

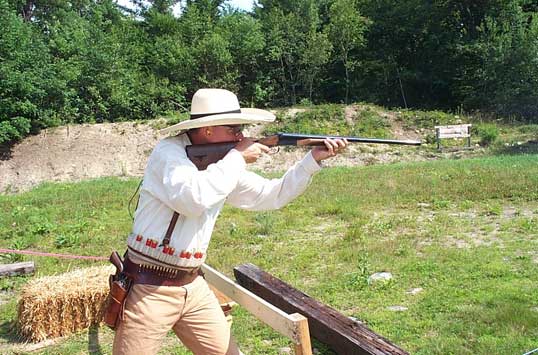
[161,212,179,247]
[123,257,201,287]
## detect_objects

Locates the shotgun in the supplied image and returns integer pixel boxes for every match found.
[187,132,421,170]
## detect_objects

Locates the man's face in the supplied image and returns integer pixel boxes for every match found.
[189,125,244,144]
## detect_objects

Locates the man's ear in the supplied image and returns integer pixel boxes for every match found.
[205,126,213,137]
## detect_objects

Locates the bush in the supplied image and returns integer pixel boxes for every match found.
[476,123,499,146]
[0,117,31,144]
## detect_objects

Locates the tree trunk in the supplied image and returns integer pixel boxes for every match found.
[22,0,35,22]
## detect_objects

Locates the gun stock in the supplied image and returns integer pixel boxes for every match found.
[186,132,421,170]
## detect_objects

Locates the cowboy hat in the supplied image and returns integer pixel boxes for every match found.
[160,88,275,135]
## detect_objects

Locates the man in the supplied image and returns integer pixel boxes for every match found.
[113,88,347,355]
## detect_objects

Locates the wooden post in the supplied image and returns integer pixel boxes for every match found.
[0,261,34,277]
[234,263,408,355]
[436,127,441,150]
[290,313,312,355]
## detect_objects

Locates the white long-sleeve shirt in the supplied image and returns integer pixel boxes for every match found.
[127,134,321,268]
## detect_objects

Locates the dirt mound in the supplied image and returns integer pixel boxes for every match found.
[0,116,432,194]
[0,122,160,193]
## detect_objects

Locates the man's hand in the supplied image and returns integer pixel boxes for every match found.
[235,138,271,164]
[311,138,348,163]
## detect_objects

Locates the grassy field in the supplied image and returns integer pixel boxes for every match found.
[1,153,538,354]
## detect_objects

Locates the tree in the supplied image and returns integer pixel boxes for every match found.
[301,30,332,101]
[473,4,538,119]
[0,0,55,143]
[219,12,266,104]
[256,0,329,104]
[327,0,368,103]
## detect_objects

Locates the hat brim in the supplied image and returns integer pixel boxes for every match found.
[160,108,275,135]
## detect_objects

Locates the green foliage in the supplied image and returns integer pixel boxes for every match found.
[266,104,346,135]
[265,104,392,138]
[398,110,461,129]
[353,108,391,137]
[0,1,55,143]
[326,0,368,103]
[475,123,500,146]
[469,5,538,119]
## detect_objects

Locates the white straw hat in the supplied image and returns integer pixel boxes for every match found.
[160,88,275,135]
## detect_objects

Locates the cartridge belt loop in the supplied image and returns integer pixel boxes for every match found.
[123,257,200,287]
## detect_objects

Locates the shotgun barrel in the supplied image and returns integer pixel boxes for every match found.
[273,132,421,146]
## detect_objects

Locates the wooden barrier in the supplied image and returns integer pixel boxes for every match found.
[0,261,34,277]
[435,124,472,150]
[201,264,313,355]
[234,263,409,355]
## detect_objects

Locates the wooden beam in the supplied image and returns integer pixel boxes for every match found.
[234,263,409,355]
[0,261,35,277]
[201,263,311,350]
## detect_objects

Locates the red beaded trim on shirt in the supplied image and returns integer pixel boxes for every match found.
[135,235,203,259]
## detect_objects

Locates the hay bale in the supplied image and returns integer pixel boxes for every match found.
[17,265,114,342]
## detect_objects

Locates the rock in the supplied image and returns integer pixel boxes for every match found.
[387,305,408,311]
[406,287,423,295]
[279,346,292,354]
[368,272,392,284]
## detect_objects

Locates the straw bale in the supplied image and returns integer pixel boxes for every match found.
[17,265,114,342]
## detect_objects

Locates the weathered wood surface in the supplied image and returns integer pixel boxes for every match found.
[435,125,471,138]
[0,261,35,277]
[435,124,472,149]
[234,263,409,355]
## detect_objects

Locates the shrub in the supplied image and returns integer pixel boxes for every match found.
[476,123,499,146]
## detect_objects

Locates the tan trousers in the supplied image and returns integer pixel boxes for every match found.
[112,275,240,355]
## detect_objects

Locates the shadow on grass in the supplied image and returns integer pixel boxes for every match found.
[0,320,25,345]
[491,140,538,155]
[88,324,103,354]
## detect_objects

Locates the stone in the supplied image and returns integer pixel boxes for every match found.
[406,287,423,295]
[368,272,392,284]
[279,346,292,354]
[387,305,408,311]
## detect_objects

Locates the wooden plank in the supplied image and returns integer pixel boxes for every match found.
[0,261,34,277]
[234,263,409,355]
[438,127,468,134]
[434,124,471,130]
[201,263,304,343]
[438,132,470,138]
[436,125,471,138]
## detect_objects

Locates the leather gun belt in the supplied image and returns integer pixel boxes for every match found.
[123,256,201,287]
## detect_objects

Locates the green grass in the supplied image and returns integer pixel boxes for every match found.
[1,155,538,354]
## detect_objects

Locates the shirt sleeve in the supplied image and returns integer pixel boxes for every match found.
[144,142,247,217]
[226,151,321,211]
